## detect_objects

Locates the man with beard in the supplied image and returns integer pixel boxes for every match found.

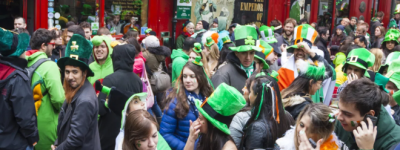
[108,13,123,35]
[282,18,297,47]
[389,4,400,30]
[345,17,357,36]
[25,29,65,150]
[277,24,334,103]
[88,35,114,84]
[54,34,100,149]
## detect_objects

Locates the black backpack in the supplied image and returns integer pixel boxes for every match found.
[26,58,51,115]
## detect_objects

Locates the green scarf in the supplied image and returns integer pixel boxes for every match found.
[241,61,254,77]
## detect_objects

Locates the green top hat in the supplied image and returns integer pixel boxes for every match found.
[389,20,399,29]
[296,59,327,81]
[379,52,400,74]
[81,4,93,16]
[193,43,202,53]
[57,34,94,77]
[230,25,262,52]
[342,48,375,78]
[145,28,152,34]
[205,37,215,47]
[259,25,278,44]
[221,36,232,44]
[386,59,400,104]
[395,4,400,14]
[192,56,203,66]
[383,29,400,44]
[195,83,246,135]
[287,24,318,53]
[0,28,29,57]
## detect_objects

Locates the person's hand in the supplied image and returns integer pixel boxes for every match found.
[280,44,287,53]
[188,120,201,142]
[330,55,336,60]
[298,129,323,150]
[51,145,57,150]
[297,42,315,57]
[353,118,377,149]
[347,72,359,84]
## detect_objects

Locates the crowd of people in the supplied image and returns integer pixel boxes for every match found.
[4,5,400,150]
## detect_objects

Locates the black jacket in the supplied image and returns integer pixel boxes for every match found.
[55,80,101,150]
[0,57,39,150]
[283,93,312,120]
[51,45,65,62]
[212,52,253,94]
[317,38,334,67]
[98,44,143,150]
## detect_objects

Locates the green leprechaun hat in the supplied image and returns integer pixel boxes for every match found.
[81,4,93,16]
[296,59,327,81]
[57,34,94,76]
[386,59,400,104]
[259,25,278,44]
[395,4,400,14]
[0,27,30,57]
[389,20,398,29]
[230,25,262,52]
[193,43,202,53]
[378,52,400,74]
[205,37,215,47]
[287,24,318,53]
[342,48,375,78]
[383,29,400,44]
[221,36,232,44]
[192,56,214,89]
[195,83,246,135]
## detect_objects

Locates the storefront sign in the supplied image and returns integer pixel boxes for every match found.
[177,6,191,19]
[232,0,269,27]
[112,0,135,11]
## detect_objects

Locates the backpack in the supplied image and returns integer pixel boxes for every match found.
[150,62,171,93]
[26,58,51,115]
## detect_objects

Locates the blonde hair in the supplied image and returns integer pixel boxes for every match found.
[294,103,335,150]
[369,48,383,72]
[204,44,220,73]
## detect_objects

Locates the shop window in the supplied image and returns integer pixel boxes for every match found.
[335,0,350,26]
[52,0,98,29]
[289,0,312,24]
[317,0,334,28]
[0,0,23,30]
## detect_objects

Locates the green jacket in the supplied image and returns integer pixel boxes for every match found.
[176,34,186,49]
[171,49,189,83]
[88,35,114,84]
[335,105,400,150]
[26,51,65,150]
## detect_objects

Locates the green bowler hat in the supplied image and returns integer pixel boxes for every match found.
[193,43,202,53]
[205,37,215,47]
[342,48,375,77]
[383,29,400,44]
[230,25,262,52]
[386,59,400,104]
[259,25,278,44]
[378,52,400,74]
[0,27,30,57]
[287,24,318,53]
[57,34,95,76]
[195,83,246,135]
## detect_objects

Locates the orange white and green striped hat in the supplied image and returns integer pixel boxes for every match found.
[287,24,318,53]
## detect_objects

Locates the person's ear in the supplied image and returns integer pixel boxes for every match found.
[41,43,47,50]
[368,110,376,117]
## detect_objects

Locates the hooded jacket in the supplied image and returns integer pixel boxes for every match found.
[142,46,171,74]
[0,57,39,150]
[88,35,114,84]
[211,52,252,94]
[26,50,65,150]
[282,94,312,120]
[115,94,171,150]
[335,105,400,150]
[97,44,143,150]
[50,45,65,62]
[171,49,189,83]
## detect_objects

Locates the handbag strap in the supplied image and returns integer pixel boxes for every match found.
[141,60,146,78]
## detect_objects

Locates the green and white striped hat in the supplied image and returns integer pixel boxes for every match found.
[259,25,278,44]
[287,24,318,53]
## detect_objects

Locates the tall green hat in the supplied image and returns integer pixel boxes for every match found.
[0,27,29,57]
[389,20,399,29]
[221,36,232,44]
[57,34,94,76]
[287,24,318,53]
[383,29,400,44]
[81,4,93,16]
[230,25,262,52]
[296,59,327,81]
[195,83,246,135]
[205,37,215,47]
[386,59,400,104]
[259,25,278,44]
[342,48,375,78]
[395,4,400,14]
[378,52,400,74]
[193,43,202,53]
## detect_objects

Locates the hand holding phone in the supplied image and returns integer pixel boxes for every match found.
[353,117,378,150]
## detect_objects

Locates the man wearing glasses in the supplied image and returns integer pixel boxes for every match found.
[25,29,65,150]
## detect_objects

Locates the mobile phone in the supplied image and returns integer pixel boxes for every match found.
[363,114,377,128]
[309,138,317,148]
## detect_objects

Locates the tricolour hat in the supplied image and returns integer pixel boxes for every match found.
[386,59,400,104]
[378,52,400,74]
[195,83,246,134]
[57,34,94,76]
[230,25,262,52]
[395,4,400,14]
[259,25,278,44]
[296,59,327,81]
[0,27,29,57]
[389,20,399,29]
[205,37,215,47]
[342,48,375,77]
[193,43,202,53]
[287,24,318,53]
[259,40,281,57]
[221,36,232,44]
[383,29,400,44]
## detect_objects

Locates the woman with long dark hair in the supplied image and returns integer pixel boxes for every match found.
[372,26,386,48]
[160,60,213,150]
[239,73,295,150]
[184,83,246,150]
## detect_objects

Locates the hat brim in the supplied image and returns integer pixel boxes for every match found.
[343,63,370,78]
[57,57,94,77]
[382,39,400,44]
[254,55,269,69]
[195,100,230,135]
[229,45,262,52]
[269,43,282,57]
[287,45,298,53]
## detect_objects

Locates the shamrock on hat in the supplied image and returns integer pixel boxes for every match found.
[342,48,375,78]
[230,25,262,52]
[383,29,400,45]
[287,24,318,53]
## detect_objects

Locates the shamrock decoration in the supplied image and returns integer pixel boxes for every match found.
[245,36,255,45]
[390,34,396,40]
